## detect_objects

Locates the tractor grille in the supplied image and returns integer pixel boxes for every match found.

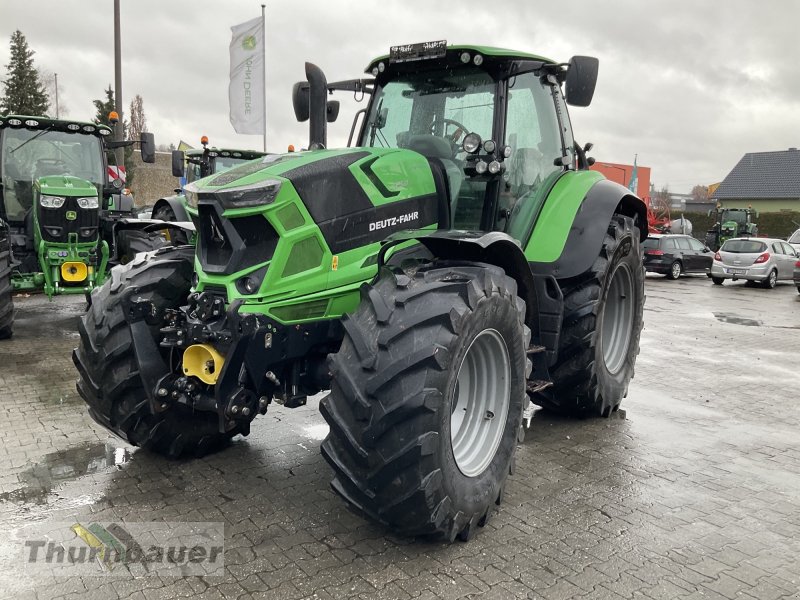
[197,204,278,275]
[38,197,98,243]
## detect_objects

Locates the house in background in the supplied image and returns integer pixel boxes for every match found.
[711,148,800,212]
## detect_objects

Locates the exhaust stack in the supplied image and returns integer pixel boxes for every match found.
[305,62,328,149]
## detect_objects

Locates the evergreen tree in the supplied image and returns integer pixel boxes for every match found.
[0,30,49,116]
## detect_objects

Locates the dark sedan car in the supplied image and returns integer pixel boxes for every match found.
[643,234,714,279]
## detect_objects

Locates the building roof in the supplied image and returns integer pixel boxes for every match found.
[712,148,800,199]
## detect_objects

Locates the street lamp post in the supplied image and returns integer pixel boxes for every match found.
[113,0,124,169]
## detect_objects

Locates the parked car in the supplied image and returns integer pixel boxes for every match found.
[793,258,800,294]
[788,228,800,253]
[711,237,798,288]
[642,234,714,279]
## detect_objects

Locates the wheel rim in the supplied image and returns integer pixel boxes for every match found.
[769,271,776,287]
[600,263,635,375]
[672,262,681,278]
[450,329,511,478]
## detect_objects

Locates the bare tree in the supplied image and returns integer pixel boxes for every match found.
[691,184,709,202]
[128,94,147,141]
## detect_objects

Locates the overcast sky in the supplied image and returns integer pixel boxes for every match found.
[2,1,799,193]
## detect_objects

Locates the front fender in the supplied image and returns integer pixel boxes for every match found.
[152,195,190,222]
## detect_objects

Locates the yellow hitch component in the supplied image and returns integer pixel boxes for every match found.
[182,344,226,385]
[61,261,88,282]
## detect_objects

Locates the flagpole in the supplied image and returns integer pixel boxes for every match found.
[261,3,267,152]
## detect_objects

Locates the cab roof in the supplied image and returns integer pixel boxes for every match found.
[0,114,113,137]
[366,44,555,74]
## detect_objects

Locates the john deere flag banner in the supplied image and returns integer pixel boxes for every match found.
[229,16,264,135]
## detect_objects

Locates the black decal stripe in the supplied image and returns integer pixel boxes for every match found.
[320,195,439,254]
[282,152,373,223]
[359,157,400,198]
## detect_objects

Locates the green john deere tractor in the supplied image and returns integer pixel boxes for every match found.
[0,114,163,338]
[74,43,647,541]
[149,137,266,244]
[704,206,758,251]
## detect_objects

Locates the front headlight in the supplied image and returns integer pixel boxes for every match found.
[77,197,99,209]
[40,195,66,209]
[184,184,199,209]
[214,179,282,209]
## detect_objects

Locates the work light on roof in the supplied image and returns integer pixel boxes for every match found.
[98,128,110,136]
[460,52,471,64]
[25,119,39,127]
[67,123,80,131]
[378,62,386,73]
[473,54,483,66]
[82,125,95,133]
[7,118,22,126]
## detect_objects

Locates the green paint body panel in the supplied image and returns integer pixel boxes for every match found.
[190,148,438,325]
[13,175,110,298]
[522,171,605,262]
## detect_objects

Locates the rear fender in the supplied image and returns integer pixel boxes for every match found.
[528,178,647,280]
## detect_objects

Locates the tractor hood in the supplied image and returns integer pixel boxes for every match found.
[35,175,98,198]
[185,147,439,216]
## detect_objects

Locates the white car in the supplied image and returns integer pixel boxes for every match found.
[710,237,798,289]
[788,228,800,252]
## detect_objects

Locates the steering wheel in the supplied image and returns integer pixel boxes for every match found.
[430,117,470,146]
[35,158,69,177]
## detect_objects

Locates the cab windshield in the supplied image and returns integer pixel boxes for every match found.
[0,128,105,221]
[186,155,254,184]
[721,210,747,224]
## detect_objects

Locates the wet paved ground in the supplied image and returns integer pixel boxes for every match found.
[1,274,799,599]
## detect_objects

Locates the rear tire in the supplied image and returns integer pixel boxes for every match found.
[322,263,529,541]
[535,214,644,417]
[0,234,13,340]
[712,277,725,285]
[153,204,189,246]
[667,260,682,280]
[761,269,777,289]
[73,246,240,458]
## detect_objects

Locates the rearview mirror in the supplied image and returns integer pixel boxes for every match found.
[326,100,340,123]
[292,82,310,122]
[171,150,185,178]
[565,56,599,107]
[140,132,155,163]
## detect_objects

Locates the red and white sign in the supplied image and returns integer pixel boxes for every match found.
[107,165,126,182]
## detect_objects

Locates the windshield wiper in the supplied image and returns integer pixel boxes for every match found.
[10,126,53,154]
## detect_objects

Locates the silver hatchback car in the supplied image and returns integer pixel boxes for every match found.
[710,237,798,288]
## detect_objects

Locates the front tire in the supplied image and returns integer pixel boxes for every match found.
[535,214,644,417]
[322,263,529,541]
[0,235,13,339]
[73,246,240,458]
[712,277,725,285]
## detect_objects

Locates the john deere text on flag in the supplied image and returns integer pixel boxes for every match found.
[229,16,264,135]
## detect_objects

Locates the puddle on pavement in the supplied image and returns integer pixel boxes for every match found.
[713,312,762,327]
[0,442,131,506]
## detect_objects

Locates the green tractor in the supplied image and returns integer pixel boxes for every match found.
[149,136,266,242]
[0,114,163,338]
[74,43,646,541]
[705,206,758,251]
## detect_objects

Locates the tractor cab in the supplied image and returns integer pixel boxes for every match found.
[295,43,598,242]
[171,137,266,188]
[0,114,157,296]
